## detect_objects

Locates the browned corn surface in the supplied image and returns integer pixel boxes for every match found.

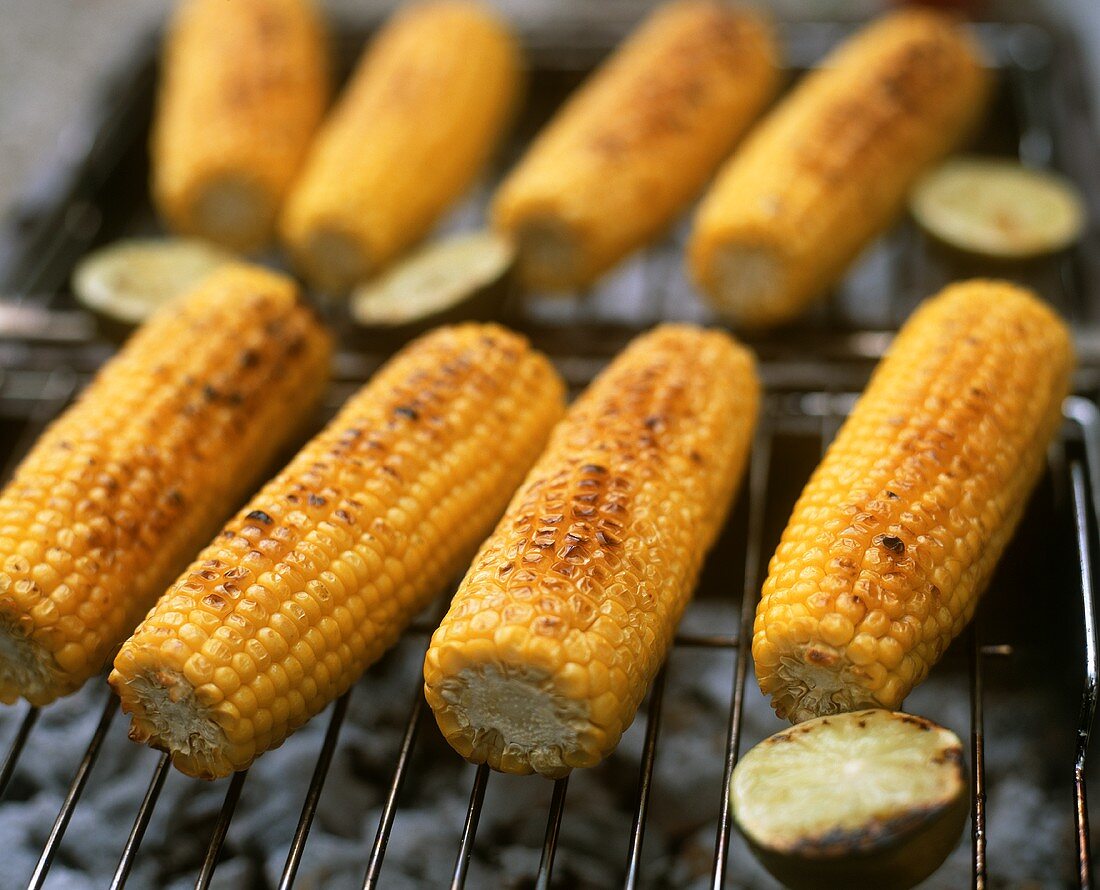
[152,0,329,252]
[280,1,521,293]
[424,325,760,778]
[492,1,778,291]
[688,9,990,328]
[0,265,331,706]
[111,325,565,778]
[753,281,1072,723]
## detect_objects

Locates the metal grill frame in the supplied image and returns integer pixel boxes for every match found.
[0,13,1095,890]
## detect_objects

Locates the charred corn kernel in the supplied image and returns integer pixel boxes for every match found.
[111,324,564,779]
[492,1,778,291]
[689,10,990,328]
[753,281,1072,723]
[425,325,759,778]
[152,0,329,252]
[0,265,331,706]
[281,1,521,293]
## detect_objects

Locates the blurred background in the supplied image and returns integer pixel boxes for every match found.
[0,0,1097,227]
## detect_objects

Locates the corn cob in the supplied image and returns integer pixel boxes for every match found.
[111,324,564,778]
[280,1,522,293]
[753,281,1072,723]
[688,10,990,328]
[152,0,329,252]
[424,325,759,778]
[492,1,778,291]
[0,265,331,706]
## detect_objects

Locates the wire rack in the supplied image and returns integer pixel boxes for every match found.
[0,363,1094,889]
[0,14,1096,890]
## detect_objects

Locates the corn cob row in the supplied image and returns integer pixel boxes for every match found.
[111,325,564,778]
[152,0,329,252]
[688,9,990,328]
[753,281,1072,723]
[0,265,332,706]
[281,1,522,293]
[424,325,759,778]
[492,1,778,291]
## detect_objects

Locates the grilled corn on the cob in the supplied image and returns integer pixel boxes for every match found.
[492,1,778,291]
[0,264,332,706]
[753,281,1072,723]
[153,0,329,252]
[111,325,564,778]
[281,1,522,293]
[424,325,759,778]
[689,9,990,328]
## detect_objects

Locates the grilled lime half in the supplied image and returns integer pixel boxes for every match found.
[732,709,967,890]
[73,237,233,326]
[350,230,514,334]
[911,157,1086,259]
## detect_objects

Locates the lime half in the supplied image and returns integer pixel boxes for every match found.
[73,238,233,325]
[911,157,1086,259]
[732,709,968,890]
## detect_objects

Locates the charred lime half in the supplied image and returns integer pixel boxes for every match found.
[732,709,968,890]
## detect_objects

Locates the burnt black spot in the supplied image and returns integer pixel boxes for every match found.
[240,349,260,368]
[581,464,607,475]
[246,510,273,525]
[394,406,419,421]
[885,490,899,500]
[877,535,905,555]
[308,494,327,507]
[334,509,354,524]
[644,415,665,430]
[202,384,219,401]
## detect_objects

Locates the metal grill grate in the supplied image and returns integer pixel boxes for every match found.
[0,14,1095,890]
[0,373,1095,888]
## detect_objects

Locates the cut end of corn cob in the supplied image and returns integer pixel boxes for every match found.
[191,175,274,252]
[508,216,581,293]
[706,243,787,328]
[426,324,760,777]
[0,619,59,707]
[112,323,564,778]
[753,280,1072,722]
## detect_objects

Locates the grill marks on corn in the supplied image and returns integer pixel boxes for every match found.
[425,325,760,777]
[753,282,1072,722]
[112,324,564,778]
[0,265,331,705]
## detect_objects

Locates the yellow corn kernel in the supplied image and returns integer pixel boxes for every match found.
[753,280,1072,722]
[152,0,329,252]
[0,264,332,705]
[281,1,522,293]
[425,325,760,778]
[689,9,990,327]
[111,324,565,779]
[492,1,778,291]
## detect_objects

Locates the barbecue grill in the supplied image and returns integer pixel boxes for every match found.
[0,14,1096,889]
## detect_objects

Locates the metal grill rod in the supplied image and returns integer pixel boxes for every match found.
[711,419,773,888]
[535,777,569,890]
[195,769,248,890]
[0,705,38,799]
[279,692,352,890]
[450,764,490,890]
[624,666,669,889]
[1071,460,1097,888]
[110,752,170,890]
[969,625,988,890]
[28,692,117,890]
[363,690,429,889]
